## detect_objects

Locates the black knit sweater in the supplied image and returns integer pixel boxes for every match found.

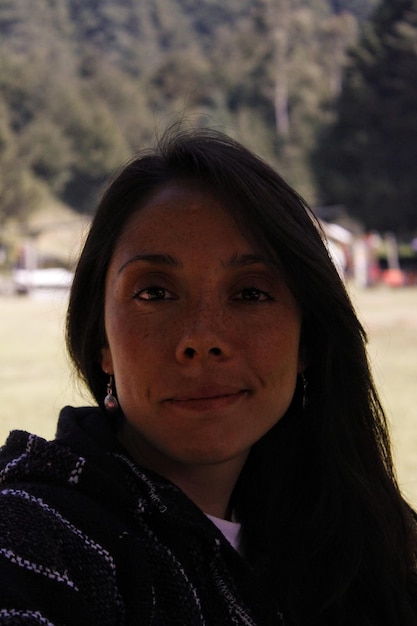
[0,406,285,625]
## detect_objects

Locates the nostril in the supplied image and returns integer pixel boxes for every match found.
[183,346,222,358]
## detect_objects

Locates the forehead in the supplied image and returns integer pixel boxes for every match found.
[114,181,251,253]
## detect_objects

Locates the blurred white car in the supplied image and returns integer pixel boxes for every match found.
[12,268,74,294]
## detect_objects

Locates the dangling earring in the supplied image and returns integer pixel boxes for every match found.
[104,375,119,412]
[301,373,308,410]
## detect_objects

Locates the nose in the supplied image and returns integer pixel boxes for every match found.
[175,306,231,364]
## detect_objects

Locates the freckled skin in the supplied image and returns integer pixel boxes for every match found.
[101,182,303,512]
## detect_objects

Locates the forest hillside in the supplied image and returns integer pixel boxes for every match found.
[2,0,416,241]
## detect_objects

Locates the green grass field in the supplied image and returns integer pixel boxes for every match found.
[1,285,417,506]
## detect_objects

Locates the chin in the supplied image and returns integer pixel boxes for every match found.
[170,443,249,468]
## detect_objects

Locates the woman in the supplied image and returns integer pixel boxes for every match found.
[0,127,416,625]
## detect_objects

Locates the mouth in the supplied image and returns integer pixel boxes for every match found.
[165,388,249,412]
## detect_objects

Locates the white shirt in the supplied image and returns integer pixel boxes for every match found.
[206,513,242,553]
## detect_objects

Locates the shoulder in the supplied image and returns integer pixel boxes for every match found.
[0,426,152,625]
[0,482,128,625]
[0,428,127,586]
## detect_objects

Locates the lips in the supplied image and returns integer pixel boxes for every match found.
[168,386,246,402]
[165,386,249,412]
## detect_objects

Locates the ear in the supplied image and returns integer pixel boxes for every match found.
[101,346,114,375]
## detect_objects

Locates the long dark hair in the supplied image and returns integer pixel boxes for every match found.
[66,127,417,625]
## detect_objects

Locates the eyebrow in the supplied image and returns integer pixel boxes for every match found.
[117,254,182,274]
[223,253,268,268]
[117,252,268,275]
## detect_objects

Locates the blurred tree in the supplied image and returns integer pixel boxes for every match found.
[330,0,378,20]
[58,91,130,211]
[0,101,43,225]
[19,117,73,194]
[257,0,358,201]
[269,0,291,137]
[0,0,375,220]
[313,0,417,234]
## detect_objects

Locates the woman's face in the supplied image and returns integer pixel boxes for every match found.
[102,182,303,478]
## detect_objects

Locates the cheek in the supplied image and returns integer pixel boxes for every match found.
[255,324,302,374]
[105,311,170,372]
[101,347,114,374]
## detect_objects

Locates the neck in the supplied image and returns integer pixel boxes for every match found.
[118,423,247,520]
[162,462,243,519]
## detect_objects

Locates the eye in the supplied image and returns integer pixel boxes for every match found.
[234,287,273,302]
[134,286,176,301]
